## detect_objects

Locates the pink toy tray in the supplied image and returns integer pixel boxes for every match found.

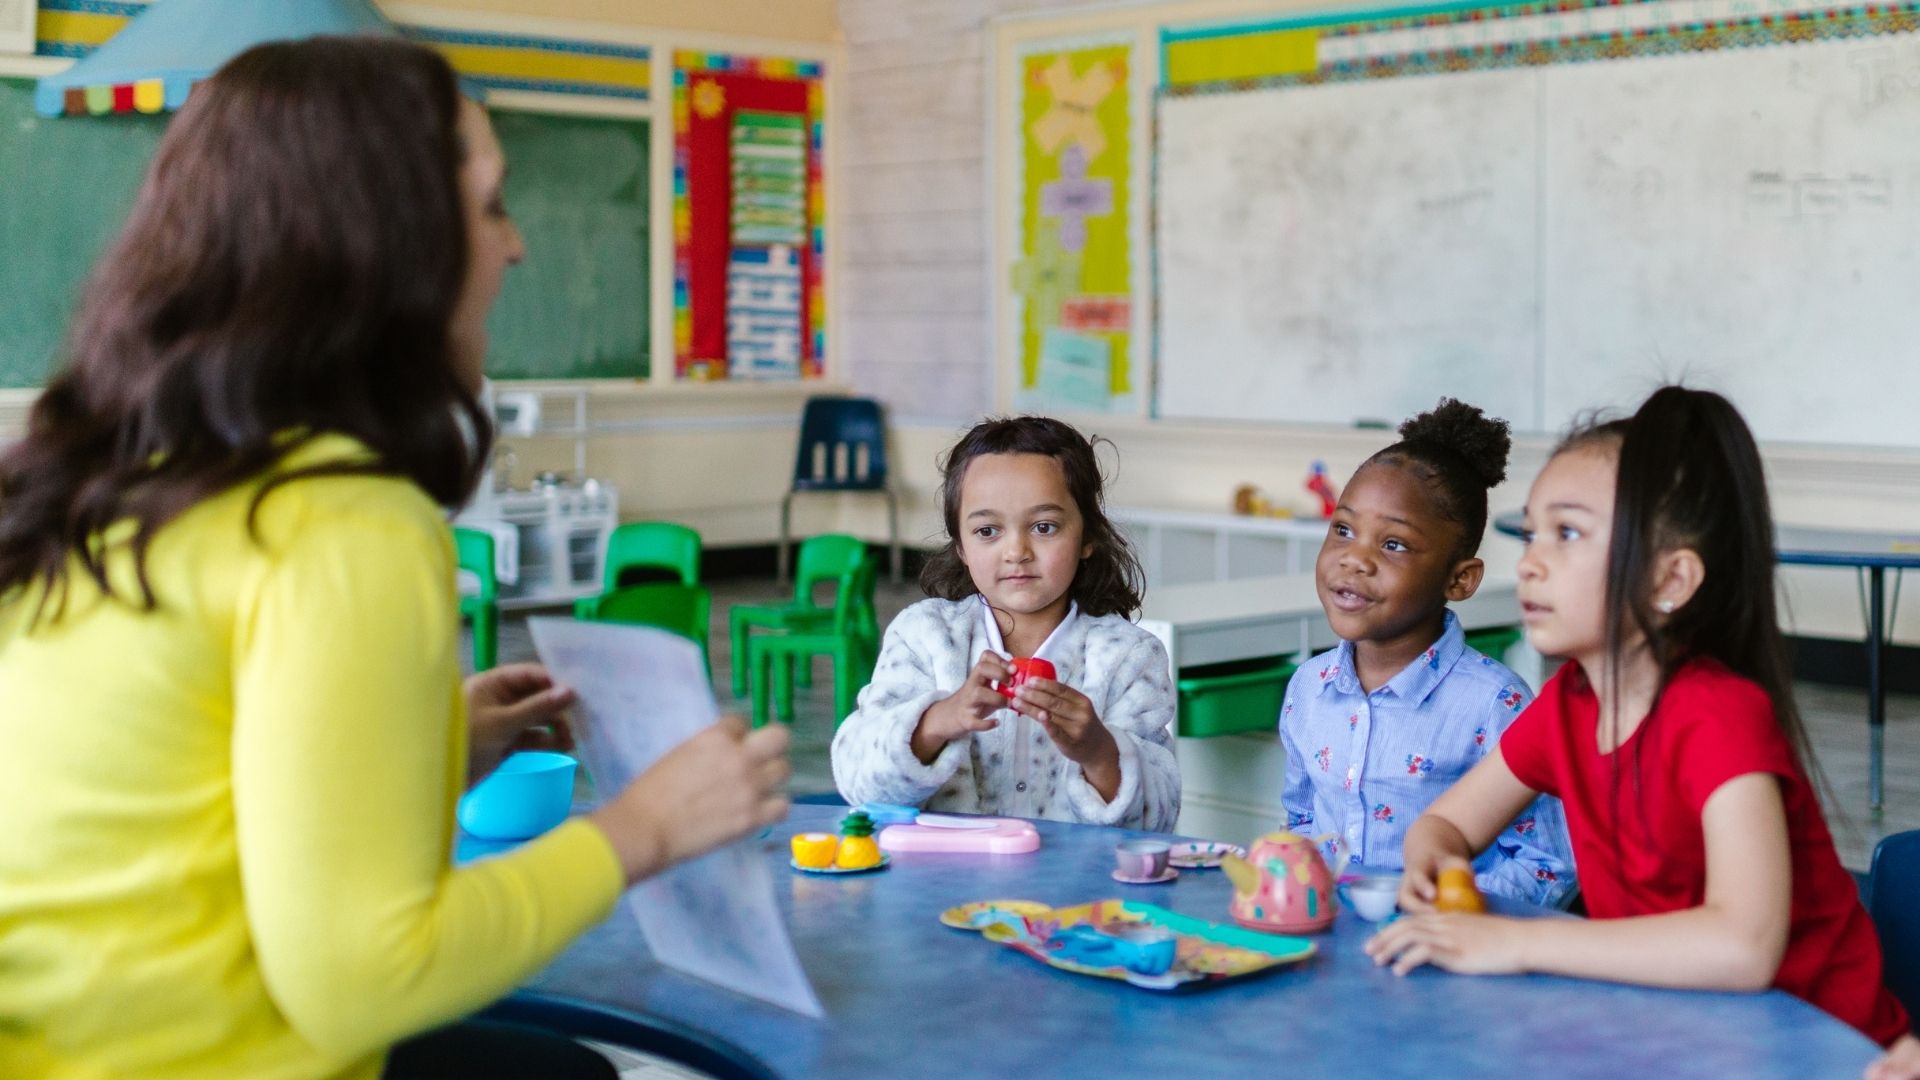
[878,815,1041,855]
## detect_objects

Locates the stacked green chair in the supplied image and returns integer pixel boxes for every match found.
[453,527,499,672]
[575,521,707,661]
[577,581,712,675]
[730,534,875,698]
[746,550,880,729]
[579,521,702,601]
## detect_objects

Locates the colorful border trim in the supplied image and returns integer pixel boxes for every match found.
[30,2,654,101]
[672,50,827,380]
[1163,0,1920,91]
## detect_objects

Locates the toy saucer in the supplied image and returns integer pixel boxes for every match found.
[1167,841,1246,869]
[790,854,891,876]
[1111,866,1180,885]
[939,899,1052,931]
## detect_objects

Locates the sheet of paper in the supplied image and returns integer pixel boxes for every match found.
[529,617,823,1018]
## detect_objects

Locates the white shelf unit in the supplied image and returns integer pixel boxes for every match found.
[1113,507,1330,589]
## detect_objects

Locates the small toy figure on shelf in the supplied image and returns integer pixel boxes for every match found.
[835,811,883,870]
[1232,483,1265,516]
[1305,460,1340,518]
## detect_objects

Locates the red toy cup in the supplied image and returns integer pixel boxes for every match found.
[996,657,1057,699]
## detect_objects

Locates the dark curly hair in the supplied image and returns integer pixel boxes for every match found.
[1362,397,1512,561]
[919,416,1143,619]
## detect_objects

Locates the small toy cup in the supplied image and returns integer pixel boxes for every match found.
[1341,874,1402,922]
[1115,839,1171,880]
[457,751,576,841]
[996,657,1057,699]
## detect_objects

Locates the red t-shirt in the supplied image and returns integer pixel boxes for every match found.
[1500,657,1908,1045]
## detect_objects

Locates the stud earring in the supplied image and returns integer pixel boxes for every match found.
[1657,600,1675,613]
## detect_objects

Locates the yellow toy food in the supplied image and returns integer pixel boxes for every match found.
[1434,866,1486,914]
[790,832,838,869]
[834,811,882,870]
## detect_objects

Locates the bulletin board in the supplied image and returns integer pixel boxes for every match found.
[673,50,828,382]
[1011,39,1139,414]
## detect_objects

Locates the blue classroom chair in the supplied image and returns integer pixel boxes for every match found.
[1864,829,1920,1018]
[778,396,901,586]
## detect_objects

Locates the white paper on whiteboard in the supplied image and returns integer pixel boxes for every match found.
[528,617,823,1018]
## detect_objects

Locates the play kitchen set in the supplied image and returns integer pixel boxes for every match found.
[797,800,1483,992]
[455,385,618,609]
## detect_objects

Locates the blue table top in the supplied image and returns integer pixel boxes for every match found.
[522,806,1878,1079]
[1494,511,1920,569]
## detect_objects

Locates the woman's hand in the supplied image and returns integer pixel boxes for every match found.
[1363,912,1534,976]
[464,663,577,787]
[1867,1034,1920,1080]
[588,714,791,883]
[911,653,1012,763]
[1014,678,1120,800]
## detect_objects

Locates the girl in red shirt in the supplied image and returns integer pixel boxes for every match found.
[1365,387,1916,1076]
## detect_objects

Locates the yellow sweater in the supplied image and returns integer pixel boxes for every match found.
[0,435,623,1079]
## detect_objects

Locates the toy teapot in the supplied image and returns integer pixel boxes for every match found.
[1220,830,1338,934]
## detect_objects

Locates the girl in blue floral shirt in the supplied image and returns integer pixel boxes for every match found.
[1279,399,1575,906]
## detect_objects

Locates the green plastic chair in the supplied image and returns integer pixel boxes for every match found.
[573,522,702,620]
[729,534,876,698]
[747,552,880,729]
[453,527,499,672]
[577,582,713,675]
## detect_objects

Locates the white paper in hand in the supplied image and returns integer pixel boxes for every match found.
[528,617,822,1018]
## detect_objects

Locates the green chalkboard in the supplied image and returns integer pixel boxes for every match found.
[485,110,650,380]
[0,78,166,388]
[0,81,650,387]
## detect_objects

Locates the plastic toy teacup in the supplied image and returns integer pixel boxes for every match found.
[1115,839,1171,880]
[457,751,577,841]
[1341,874,1402,923]
[997,657,1057,699]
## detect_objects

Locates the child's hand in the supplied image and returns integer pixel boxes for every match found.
[1015,678,1121,798]
[1397,851,1467,915]
[1363,912,1532,976]
[1867,1034,1920,1080]
[464,663,578,787]
[911,653,1012,763]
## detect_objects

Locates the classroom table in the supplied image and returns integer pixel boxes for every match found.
[1135,571,1521,672]
[518,805,1878,1079]
[1493,512,1920,814]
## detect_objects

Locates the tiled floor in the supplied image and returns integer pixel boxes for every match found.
[482,575,1919,871]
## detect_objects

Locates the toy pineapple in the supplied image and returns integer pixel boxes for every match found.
[834,810,882,870]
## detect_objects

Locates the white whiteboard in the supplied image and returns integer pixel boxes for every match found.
[1157,70,1540,428]
[1156,35,1920,448]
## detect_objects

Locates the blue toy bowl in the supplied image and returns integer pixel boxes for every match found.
[458,751,577,841]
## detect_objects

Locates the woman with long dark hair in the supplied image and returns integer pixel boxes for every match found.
[0,38,790,1079]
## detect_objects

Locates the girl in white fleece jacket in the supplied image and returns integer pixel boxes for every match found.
[831,417,1179,830]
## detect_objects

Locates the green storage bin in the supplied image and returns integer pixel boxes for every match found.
[1175,656,1297,739]
[1465,625,1524,665]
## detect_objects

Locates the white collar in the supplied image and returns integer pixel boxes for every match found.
[978,595,1079,662]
